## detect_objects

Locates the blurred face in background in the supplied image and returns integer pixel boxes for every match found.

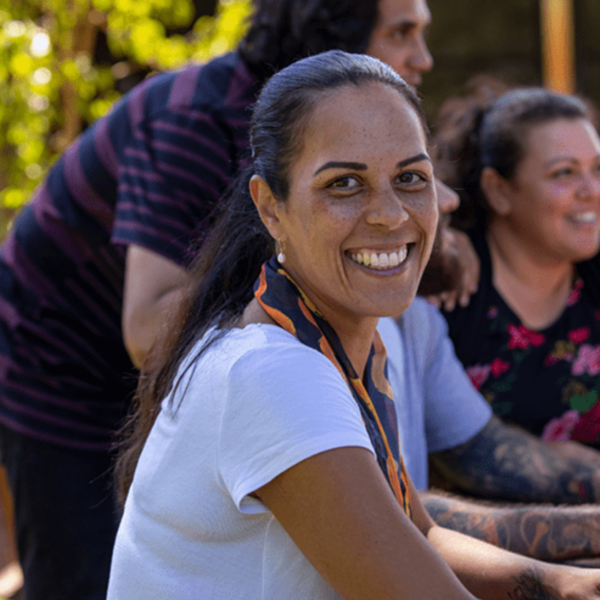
[487,117,600,265]
[366,0,433,87]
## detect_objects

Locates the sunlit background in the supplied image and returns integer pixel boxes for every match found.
[0,0,596,237]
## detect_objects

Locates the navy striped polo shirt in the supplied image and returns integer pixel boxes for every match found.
[0,52,260,450]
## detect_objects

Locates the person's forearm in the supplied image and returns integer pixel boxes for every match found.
[427,523,599,600]
[123,285,186,369]
[122,244,190,369]
[421,490,600,561]
[431,416,600,504]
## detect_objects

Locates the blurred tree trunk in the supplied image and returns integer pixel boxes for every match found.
[58,4,99,149]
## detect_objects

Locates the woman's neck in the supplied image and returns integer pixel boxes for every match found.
[487,222,574,330]
[327,313,380,379]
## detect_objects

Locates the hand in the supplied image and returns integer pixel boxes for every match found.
[551,564,600,599]
[427,228,480,312]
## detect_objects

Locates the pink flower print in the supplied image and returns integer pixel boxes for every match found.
[487,306,499,319]
[507,324,528,349]
[571,400,600,443]
[507,324,545,350]
[566,279,584,306]
[490,357,510,378]
[466,364,491,391]
[568,327,590,344]
[572,344,600,376]
[541,409,581,442]
[527,330,545,347]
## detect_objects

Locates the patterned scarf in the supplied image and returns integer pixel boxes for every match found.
[254,257,412,517]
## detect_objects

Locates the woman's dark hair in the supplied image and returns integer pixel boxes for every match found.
[434,77,593,228]
[114,50,426,503]
[238,0,379,78]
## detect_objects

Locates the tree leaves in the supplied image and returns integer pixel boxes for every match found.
[0,0,251,238]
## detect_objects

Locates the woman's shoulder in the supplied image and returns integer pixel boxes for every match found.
[183,323,342,384]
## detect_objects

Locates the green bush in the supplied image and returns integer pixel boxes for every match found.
[0,0,251,238]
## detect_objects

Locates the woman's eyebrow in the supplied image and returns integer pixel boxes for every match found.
[543,156,578,167]
[396,153,430,169]
[313,153,431,177]
[314,161,367,176]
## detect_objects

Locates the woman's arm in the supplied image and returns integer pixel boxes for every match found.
[426,521,600,600]
[255,446,475,600]
[256,446,600,600]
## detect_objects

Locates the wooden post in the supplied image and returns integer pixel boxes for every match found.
[540,0,575,93]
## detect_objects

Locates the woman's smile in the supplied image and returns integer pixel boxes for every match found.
[347,244,411,271]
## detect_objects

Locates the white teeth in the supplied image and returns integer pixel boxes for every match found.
[349,246,409,271]
[571,212,597,224]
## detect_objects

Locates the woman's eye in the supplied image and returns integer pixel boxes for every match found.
[397,172,424,185]
[552,168,573,178]
[330,176,360,190]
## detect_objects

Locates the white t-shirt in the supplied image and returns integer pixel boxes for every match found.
[107,324,375,600]
[378,298,493,490]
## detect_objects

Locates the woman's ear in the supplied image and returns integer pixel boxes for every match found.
[249,175,285,240]
[480,167,513,217]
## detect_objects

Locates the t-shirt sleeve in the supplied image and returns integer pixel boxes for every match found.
[419,302,493,453]
[217,341,375,513]
[111,73,236,267]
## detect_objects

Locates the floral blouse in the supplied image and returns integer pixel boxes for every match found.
[443,230,600,448]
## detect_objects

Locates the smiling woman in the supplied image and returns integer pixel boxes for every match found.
[106,53,600,600]
[436,83,600,448]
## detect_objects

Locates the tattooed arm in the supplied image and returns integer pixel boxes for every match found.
[420,416,600,560]
[430,416,600,504]
[420,489,600,561]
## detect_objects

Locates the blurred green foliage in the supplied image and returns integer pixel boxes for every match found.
[0,0,252,237]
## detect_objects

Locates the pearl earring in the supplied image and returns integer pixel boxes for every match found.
[277,241,286,264]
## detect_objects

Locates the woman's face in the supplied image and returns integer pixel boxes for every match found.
[268,82,437,330]
[499,118,600,264]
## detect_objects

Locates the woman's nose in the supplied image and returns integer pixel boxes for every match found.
[365,187,410,229]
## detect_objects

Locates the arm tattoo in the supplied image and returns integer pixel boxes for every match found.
[508,567,559,600]
[421,490,600,561]
[430,416,600,504]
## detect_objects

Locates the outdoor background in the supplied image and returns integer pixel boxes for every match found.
[0,0,598,238]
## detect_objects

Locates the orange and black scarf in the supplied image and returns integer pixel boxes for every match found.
[254,257,412,517]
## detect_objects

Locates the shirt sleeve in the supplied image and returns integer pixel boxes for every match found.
[111,71,237,267]
[217,340,375,513]
[418,301,493,453]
